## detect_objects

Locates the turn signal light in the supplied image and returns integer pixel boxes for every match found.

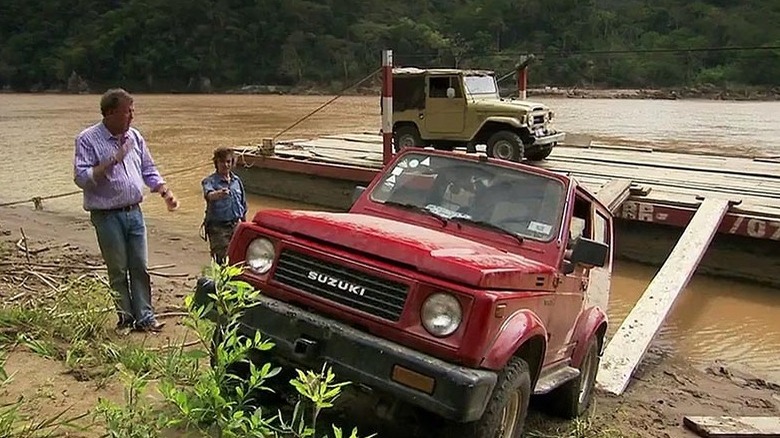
[391,365,435,394]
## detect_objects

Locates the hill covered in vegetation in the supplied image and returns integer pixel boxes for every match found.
[1,0,778,93]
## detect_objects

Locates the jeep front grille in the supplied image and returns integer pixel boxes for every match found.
[533,114,545,125]
[272,249,409,322]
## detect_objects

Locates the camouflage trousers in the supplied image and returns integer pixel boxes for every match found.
[205,221,237,265]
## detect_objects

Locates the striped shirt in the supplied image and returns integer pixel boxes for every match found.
[73,122,165,211]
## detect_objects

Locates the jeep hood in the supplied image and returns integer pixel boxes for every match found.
[472,98,548,113]
[254,210,555,289]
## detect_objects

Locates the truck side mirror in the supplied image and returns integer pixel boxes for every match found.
[446,87,455,99]
[569,237,608,268]
[351,185,366,205]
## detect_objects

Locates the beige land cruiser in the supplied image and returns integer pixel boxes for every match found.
[391,67,565,161]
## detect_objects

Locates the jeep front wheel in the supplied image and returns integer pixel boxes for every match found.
[486,131,524,162]
[393,125,423,152]
[454,357,531,438]
[544,336,600,418]
[524,144,553,161]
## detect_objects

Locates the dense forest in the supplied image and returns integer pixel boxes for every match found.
[1,0,778,93]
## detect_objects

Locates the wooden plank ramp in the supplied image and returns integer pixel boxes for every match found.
[595,198,732,395]
[683,416,780,437]
[594,179,633,213]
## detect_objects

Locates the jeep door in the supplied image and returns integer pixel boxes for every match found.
[424,75,466,135]
[546,189,595,362]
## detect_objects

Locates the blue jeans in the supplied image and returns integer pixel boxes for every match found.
[90,207,154,326]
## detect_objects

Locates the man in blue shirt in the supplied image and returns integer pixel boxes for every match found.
[201,148,248,264]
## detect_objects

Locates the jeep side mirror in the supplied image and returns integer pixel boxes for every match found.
[446,87,455,99]
[351,185,366,205]
[569,237,608,268]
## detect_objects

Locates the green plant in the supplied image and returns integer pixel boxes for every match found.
[95,365,161,438]
[156,261,375,438]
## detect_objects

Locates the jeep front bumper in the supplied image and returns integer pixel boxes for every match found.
[194,278,497,423]
[531,131,566,146]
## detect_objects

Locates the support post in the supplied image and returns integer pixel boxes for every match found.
[517,66,527,100]
[381,50,393,165]
[517,55,530,100]
[595,198,731,395]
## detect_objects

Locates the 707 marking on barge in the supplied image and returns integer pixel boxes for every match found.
[619,200,780,240]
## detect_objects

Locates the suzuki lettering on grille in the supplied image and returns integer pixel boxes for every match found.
[307,270,366,296]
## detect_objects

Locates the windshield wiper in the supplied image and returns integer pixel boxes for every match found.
[383,201,448,226]
[449,217,524,244]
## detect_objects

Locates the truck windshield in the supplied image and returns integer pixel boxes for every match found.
[369,153,565,242]
[463,75,498,95]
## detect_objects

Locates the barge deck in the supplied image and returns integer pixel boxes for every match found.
[233,132,780,288]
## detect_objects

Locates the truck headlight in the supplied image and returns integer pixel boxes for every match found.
[527,115,535,126]
[246,238,275,274]
[421,293,462,337]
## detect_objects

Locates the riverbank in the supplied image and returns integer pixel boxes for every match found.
[1,205,778,437]
[4,83,780,101]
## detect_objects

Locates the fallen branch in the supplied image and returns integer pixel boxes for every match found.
[19,228,30,263]
[8,291,27,301]
[25,270,60,293]
[148,263,177,271]
[148,339,200,352]
[157,311,189,319]
[149,271,189,278]
[15,238,51,256]
[52,307,113,319]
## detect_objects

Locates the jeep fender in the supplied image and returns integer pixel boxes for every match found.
[570,306,608,368]
[480,310,547,375]
[478,116,525,131]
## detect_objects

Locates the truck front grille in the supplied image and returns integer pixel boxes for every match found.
[272,249,409,322]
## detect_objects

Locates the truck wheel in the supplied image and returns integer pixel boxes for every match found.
[545,337,600,418]
[524,144,553,161]
[486,131,524,162]
[455,357,531,438]
[393,125,423,152]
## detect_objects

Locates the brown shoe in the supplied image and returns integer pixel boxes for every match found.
[135,320,165,333]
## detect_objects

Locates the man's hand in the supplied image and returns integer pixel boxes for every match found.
[207,188,230,201]
[93,135,131,179]
[164,192,179,211]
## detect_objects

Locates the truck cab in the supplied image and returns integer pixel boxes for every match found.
[196,149,612,438]
[392,68,566,162]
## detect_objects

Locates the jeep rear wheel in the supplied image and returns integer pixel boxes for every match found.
[544,337,600,418]
[453,357,531,438]
[524,144,554,161]
[486,131,524,162]
[393,125,423,152]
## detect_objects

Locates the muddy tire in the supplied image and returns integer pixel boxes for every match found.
[524,144,554,161]
[486,131,524,162]
[545,337,600,418]
[393,125,423,152]
[452,357,531,438]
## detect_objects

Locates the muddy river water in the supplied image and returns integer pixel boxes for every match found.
[1,93,778,381]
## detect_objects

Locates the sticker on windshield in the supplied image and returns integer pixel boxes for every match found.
[391,166,404,176]
[528,221,552,234]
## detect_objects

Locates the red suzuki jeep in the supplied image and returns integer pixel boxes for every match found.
[196,149,612,437]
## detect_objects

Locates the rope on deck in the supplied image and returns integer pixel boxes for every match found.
[272,67,383,142]
[0,162,212,209]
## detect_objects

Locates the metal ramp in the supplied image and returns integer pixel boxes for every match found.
[596,197,732,395]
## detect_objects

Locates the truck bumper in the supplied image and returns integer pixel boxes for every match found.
[194,278,496,423]
[531,131,566,146]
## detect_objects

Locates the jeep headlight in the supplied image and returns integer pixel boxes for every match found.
[246,238,275,274]
[421,293,462,337]
[527,114,535,126]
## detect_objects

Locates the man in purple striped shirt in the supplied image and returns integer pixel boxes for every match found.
[73,88,179,334]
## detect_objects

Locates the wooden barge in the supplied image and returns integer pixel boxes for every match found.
[233,132,780,289]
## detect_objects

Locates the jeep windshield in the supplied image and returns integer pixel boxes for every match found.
[369,153,565,242]
[463,75,499,97]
